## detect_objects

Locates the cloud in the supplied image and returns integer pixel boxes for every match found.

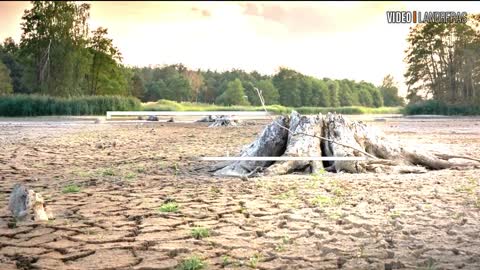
[191,7,211,17]
[239,2,398,34]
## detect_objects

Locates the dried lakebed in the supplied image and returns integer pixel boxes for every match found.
[0,117,479,270]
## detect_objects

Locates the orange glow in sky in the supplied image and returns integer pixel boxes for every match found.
[0,1,478,96]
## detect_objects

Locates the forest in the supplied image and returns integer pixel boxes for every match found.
[0,1,405,113]
[1,1,479,115]
[404,14,480,114]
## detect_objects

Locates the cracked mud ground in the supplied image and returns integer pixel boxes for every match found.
[0,118,479,270]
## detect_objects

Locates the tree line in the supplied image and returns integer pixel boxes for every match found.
[130,65,404,107]
[0,1,405,108]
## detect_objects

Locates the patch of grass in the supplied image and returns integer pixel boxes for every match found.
[124,171,137,180]
[178,255,205,270]
[159,202,179,213]
[296,106,402,115]
[190,227,210,239]
[332,187,346,197]
[310,195,333,207]
[101,168,115,176]
[136,166,146,173]
[0,94,141,117]
[62,184,81,194]
[248,253,263,269]
[455,178,477,194]
[405,99,480,116]
[328,210,344,221]
[274,235,292,252]
[273,189,298,200]
[274,243,286,252]
[173,163,180,176]
[73,170,91,178]
[221,255,231,267]
[307,173,325,189]
[85,229,98,235]
[417,258,438,270]
[282,235,292,244]
[455,178,479,208]
[389,210,402,220]
[210,186,220,194]
[142,99,402,115]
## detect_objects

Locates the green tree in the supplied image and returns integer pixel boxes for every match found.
[215,78,249,105]
[256,79,279,105]
[0,38,30,93]
[143,80,167,102]
[20,1,91,96]
[404,16,480,104]
[311,79,329,107]
[358,89,373,107]
[369,88,383,107]
[164,74,192,102]
[299,76,313,106]
[272,68,301,107]
[182,70,204,102]
[326,80,340,107]
[131,74,145,99]
[379,75,405,106]
[338,80,355,106]
[0,60,13,95]
[88,27,124,95]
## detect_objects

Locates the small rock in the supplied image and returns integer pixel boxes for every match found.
[447,229,457,236]
[147,115,159,121]
[8,184,32,220]
[167,117,175,122]
[137,116,144,120]
[8,184,49,222]
[255,231,265,237]
[7,220,17,229]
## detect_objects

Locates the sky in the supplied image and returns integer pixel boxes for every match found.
[0,1,479,96]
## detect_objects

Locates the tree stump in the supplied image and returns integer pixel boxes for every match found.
[211,112,479,177]
[147,115,159,121]
[196,115,216,123]
[208,116,239,127]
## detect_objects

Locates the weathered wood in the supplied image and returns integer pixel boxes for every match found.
[213,116,289,176]
[265,112,323,175]
[196,115,216,123]
[211,111,479,177]
[322,113,369,173]
[208,116,238,127]
[32,193,48,221]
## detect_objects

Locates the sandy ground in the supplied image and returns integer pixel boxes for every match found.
[0,116,479,270]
